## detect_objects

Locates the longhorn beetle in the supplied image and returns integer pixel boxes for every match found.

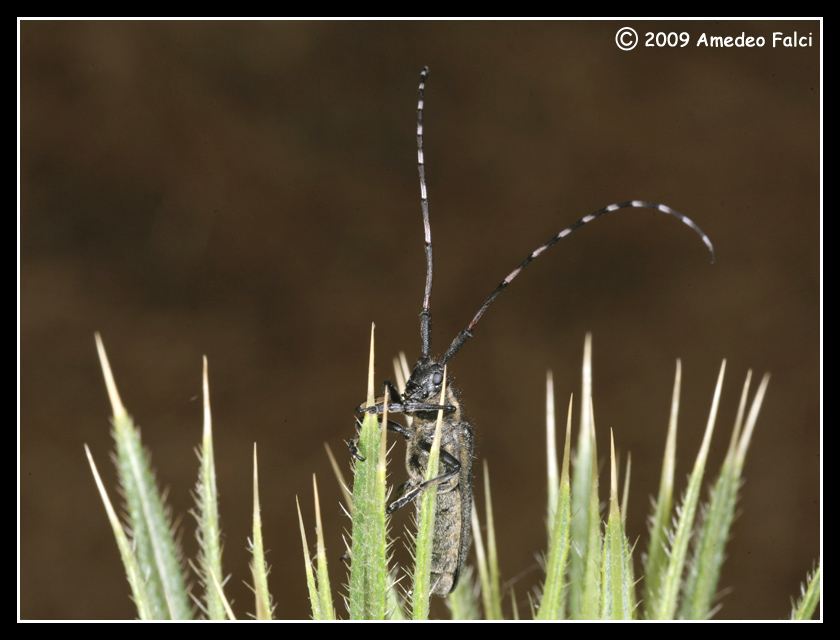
[351,67,715,597]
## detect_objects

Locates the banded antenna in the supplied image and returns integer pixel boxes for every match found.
[412,66,715,366]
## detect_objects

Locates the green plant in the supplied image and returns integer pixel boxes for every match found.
[87,331,820,620]
[86,333,271,620]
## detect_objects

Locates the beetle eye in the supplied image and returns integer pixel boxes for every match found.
[432,372,443,385]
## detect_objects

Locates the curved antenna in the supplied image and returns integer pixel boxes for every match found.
[441,201,715,364]
[417,66,433,358]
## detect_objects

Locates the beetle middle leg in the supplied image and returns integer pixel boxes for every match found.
[386,438,462,514]
[348,417,410,461]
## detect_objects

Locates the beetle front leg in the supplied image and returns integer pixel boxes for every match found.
[355,380,405,414]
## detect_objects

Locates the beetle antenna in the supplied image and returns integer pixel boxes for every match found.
[417,66,433,358]
[441,201,715,364]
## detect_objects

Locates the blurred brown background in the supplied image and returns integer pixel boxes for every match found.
[20,21,819,620]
